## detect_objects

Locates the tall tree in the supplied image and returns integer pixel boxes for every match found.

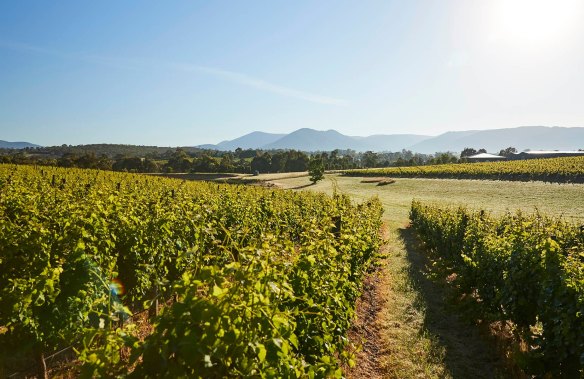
[362,151,378,168]
[460,147,477,157]
[308,158,324,184]
[498,147,518,157]
[250,152,271,173]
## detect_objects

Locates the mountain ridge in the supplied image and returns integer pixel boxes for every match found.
[0,140,41,149]
[215,131,285,150]
[200,128,431,152]
[9,126,580,153]
[408,126,584,153]
[198,126,584,153]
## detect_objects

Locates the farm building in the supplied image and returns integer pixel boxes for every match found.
[465,153,507,162]
[509,150,584,160]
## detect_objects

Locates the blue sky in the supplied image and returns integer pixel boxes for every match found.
[1,0,584,146]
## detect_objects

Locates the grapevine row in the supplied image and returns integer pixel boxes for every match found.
[0,164,383,377]
[343,156,584,183]
[409,200,584,376]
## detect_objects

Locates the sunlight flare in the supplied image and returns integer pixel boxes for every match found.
[489,0,584,48]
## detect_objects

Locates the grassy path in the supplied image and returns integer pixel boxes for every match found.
[346,224,508,378]
[270,174,584,378]
[346,224,449,378]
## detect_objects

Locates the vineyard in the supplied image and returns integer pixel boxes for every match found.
[410,201,584,377]
[0,164,383,378]
[343,156,584,183]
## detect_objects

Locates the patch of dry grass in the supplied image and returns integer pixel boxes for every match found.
[360,177,396,185]
[242,171,309,181]
[274,174,584,226]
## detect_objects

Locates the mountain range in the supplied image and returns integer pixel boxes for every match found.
[199,128,431,152]
[199,126,584,153]
[4,126,584,153]
[198,131,286,151]
[0,140,40,149]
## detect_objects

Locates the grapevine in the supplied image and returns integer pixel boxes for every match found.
[0,164,383,377]
[409,200,584,376]
[344,156,584,183]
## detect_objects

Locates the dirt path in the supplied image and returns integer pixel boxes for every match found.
[345,240,387,379]
[347,224,511,379]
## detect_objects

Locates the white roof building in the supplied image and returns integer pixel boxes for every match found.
[466,153,506,160]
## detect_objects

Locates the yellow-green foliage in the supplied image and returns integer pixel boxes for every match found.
[410,200,584,377]
[0,164,383,378]
[345,156,584,183]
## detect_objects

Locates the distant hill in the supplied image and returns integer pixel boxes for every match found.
[200,128,431,152]
[263,129,368,151]
[356,134,432,152]
[197,126,584,153]
[409,126,584,153]
[0,140,40,149]
[5,126,581,154]
[212,132,286,150]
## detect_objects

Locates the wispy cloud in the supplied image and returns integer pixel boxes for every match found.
[172,63,348,106]
[0,40,348,106]
[0,40,62,55]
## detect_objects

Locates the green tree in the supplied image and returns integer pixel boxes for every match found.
[218,154,234,173]
[498,146,518,157]
[460,147,477,158]
[250,152,271,173]
[192,154,217,172]
[166,148,192,172]
[308,158,324,184]
[362,151,378,168]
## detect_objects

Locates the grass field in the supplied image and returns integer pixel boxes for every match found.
[271,174,584,378]
[272,175,584,227]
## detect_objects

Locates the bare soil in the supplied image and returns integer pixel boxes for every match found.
[344,251,387,379]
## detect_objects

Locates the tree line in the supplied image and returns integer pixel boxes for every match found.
[0,144,521,174]
[460,146,518,158]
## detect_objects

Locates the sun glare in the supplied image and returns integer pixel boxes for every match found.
[490,0,583,48]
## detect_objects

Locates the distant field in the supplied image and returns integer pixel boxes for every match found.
[243,171,309,181]
[272,174,584,226]
[148,172,240,180]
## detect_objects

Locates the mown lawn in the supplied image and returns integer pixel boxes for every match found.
[273,175,584,227]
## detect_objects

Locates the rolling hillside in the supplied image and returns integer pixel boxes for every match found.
[0,140,40,149]
[408,126,584,153]
[200,128,430,152]
[197,126,584,153]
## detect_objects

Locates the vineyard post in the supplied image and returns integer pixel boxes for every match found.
[36,350,48,379]
[155,284,159,317]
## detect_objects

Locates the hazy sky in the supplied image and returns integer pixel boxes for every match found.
[1,0,584,146]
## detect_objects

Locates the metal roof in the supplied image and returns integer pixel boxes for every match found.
[513,150,584,155]
[467,153,506,159]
